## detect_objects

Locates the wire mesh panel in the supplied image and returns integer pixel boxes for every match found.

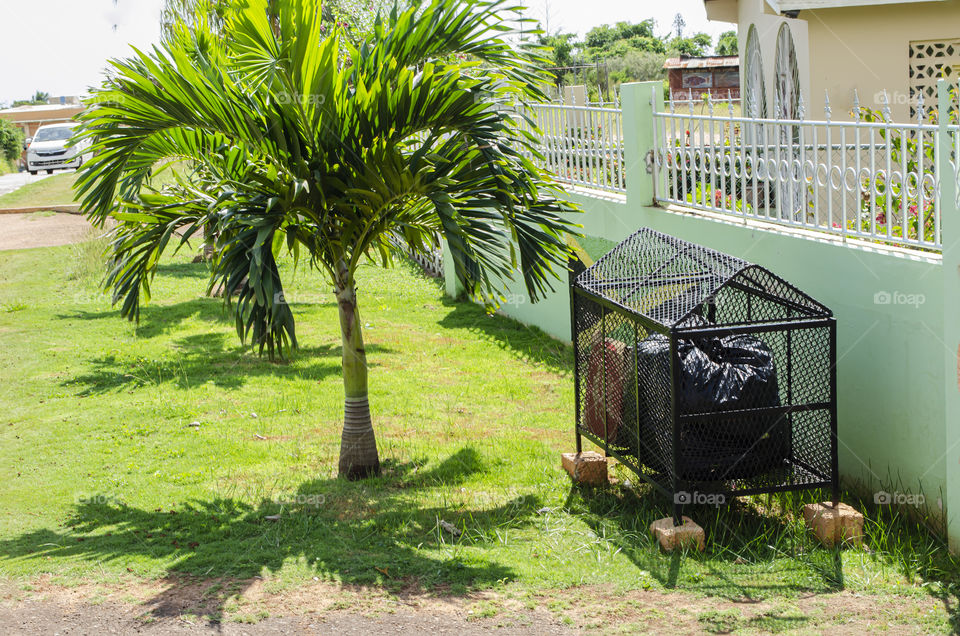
[572,228,838,523]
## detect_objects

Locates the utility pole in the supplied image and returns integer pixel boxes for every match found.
[672,13,685,39]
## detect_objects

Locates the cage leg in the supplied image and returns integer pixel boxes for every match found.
[673,500,683,527]
[575,428,582,454]
[829,321,839,509]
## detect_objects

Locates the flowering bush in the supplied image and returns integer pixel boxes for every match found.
[855,107,946,244]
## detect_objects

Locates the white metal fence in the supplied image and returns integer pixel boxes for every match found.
[521,83,958,254]
[388,233,444,278]
[953,119,960,210]
[520,103,626,194]
[669,88,740,110]
[651,87,957,252]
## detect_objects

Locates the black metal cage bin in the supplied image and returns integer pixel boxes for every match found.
[571,229,838,522]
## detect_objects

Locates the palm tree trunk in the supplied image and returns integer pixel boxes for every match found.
[335,280,380,479]
[202,224,214,262]
[195,225,215,265]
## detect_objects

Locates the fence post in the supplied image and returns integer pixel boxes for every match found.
[938,78,960,549]
[620,81,664,207]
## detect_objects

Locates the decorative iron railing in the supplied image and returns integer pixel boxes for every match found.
[520,103,626,194]
[952,122,960,210]
[651,87,956,252]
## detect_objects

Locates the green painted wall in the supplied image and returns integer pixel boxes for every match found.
[443,80,958,540]
[468,190,946,510]
[938,80,960,549]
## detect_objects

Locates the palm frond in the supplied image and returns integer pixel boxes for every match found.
[74,0,580,359]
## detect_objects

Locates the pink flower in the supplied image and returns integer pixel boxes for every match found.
[909,204,918,217]
[876,212,886,224]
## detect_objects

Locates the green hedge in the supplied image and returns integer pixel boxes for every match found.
[0,157,17,176]
[0,119,24,164]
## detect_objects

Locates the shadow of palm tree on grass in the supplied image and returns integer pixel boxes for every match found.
[59,287,336,340]
[58,289,397,394]
[437,298,572,375]
[63,340,397,395]
[154,261,210,280]
[0,447,538,625]
[59,298,232,340]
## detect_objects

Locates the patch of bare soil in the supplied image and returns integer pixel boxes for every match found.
[542,585,949,634]
[0,576,950,634]
[0,213,95,251]
[0,576,572,635]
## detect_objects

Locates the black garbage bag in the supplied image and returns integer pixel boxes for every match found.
[635,333,789,481]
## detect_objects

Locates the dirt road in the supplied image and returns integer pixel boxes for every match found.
[0,212,95,251]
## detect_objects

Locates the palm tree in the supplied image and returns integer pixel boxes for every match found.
[74,0,578,479]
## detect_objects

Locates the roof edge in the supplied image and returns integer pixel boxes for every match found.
[767,0,948,12]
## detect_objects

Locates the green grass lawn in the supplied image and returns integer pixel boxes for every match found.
[0,164,183,209]
[0,240,958,631]
[0,171,79,208]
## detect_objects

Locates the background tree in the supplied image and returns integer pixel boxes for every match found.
[607,50,669,85]
[11,91,51,107]
[582,20,664,61]
[75,0,578,479]
[540,17,716,99]
[667,32,712,57]
[715,30,738,56]
[539,31,576,69]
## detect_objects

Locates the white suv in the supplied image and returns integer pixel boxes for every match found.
[26,124,91,175]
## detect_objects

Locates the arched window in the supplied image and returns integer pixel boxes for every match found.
[744,25,767,118]
[774,24,800,120]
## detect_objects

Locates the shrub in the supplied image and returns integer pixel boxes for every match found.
[0,118,24,163]
[606,50,666,85]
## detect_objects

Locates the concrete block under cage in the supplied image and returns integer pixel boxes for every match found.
[803,502,864,547]
[561,451,608,485]
[650,515,705,552]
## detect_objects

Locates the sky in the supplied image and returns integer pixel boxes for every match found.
[0,0,165,106]
[0,0,734,106]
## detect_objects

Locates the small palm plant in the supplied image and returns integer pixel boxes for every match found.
[75,0,578,479]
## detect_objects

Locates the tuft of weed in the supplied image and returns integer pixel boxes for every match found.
[67,228,111,283]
